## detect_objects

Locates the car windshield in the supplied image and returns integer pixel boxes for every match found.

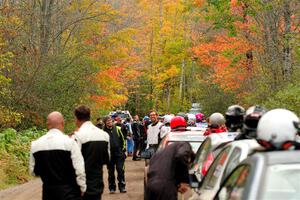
[262,164,300,200]
[117,113,130,119]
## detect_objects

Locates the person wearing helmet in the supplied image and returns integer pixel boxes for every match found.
[235,105,267,140]
[225,105,245,132]
[177,112,189,123]
[256,108,300,150]
[170,116,187,131]
[195,113,207,128]
[160,115,174,138]
[204,113,227,136]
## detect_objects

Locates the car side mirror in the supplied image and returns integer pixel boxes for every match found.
[189,173,200,188]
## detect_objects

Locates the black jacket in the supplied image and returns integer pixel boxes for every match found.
[104,125,126,156]
[74,121,110,195]
[132,120,142,140]
[146,142,194,200]
[30,129,86,200]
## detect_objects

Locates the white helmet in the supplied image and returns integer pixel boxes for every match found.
[209,113,226,126]
[257,109,300,148]
[163,115,174,125]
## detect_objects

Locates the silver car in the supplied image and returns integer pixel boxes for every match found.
[190,132,239,183]
[215,150,300,200]
[189,139,261,200]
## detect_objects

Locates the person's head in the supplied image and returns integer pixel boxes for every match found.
[195,113,204,123]
[114,115,122,123]
[149,111,158,123]
[74,105,91,128]
[164,115,174,126]
[158,115,164,123]
[257,109,300,149]
[47,111,64,132]
[225,105,245,131]
[134,115,139,121]
[143,116,150,126]
[170,116,187,131]
[177,112,189,123]
[243,105,267,139]
[209,113,226,128]
[103,115,113,129]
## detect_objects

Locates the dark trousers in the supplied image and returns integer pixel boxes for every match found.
[82,193,101,200]
[107,155,125,191]
[133,139,141,158]
[42,184,81,200]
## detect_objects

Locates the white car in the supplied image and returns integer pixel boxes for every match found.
[190,132,239,183]
[215,150,300,200]
[189,139,262,200]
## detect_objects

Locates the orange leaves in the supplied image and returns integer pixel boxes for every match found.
[193,34,252,92]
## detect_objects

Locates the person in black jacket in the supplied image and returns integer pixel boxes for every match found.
[132,115,142,161]
[103,116,127,193]
[29,111,86,200]
[73,105,110,200]
[146,142,195,200]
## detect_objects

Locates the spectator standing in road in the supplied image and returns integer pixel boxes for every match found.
[73,105,110,200]
[103,116,127,193]
[146,142,195,200]
[124,117,134,156]
[146,111,164,152]
[29,111,86,200]
[114,115,128,139]
[132,115,142,161]
[95,117,104,129]
[140,116,150,153]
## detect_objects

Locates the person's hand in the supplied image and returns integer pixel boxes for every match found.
[178,183,189,194]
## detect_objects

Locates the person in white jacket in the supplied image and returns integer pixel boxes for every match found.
[29,111,86,200]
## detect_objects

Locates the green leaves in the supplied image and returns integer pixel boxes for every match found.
[0,128,45,188]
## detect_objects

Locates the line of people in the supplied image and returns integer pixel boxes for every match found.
[29,105,129,200]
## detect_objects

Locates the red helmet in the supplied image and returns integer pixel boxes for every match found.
[170,116,187,130]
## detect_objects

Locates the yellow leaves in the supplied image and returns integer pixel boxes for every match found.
[0,106,23,128]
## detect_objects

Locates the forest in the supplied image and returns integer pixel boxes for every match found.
[0,0,298,128]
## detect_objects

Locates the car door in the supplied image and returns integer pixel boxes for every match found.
[199,146,231,192]
[192,138,212,181]
[215,165,251,200]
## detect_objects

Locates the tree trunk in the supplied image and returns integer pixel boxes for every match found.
[282,0,292,80]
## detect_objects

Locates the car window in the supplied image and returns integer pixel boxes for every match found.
[194,139,211,173]
[222,147,242,182]
[262,164,300,200]
[217,165,250,200]
[202,146,231,190]
[189,142,203,153]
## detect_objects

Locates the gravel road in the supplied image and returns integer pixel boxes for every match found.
[0,159,145,200]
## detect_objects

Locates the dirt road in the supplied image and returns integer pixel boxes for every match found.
[0,159,145,200]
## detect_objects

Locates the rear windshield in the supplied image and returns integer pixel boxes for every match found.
[262,164,300,200]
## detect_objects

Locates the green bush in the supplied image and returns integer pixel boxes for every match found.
[0,128,45,189]
[262,83,300,116]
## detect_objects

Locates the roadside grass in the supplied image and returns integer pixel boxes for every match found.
[0,128,45,189]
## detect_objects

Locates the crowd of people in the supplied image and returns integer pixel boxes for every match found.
[29,104,300,200]
[29,106,163,200]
